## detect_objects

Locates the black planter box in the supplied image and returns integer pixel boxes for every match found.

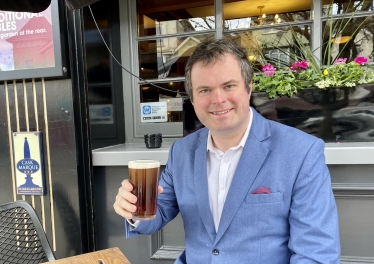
[183,84,374,142]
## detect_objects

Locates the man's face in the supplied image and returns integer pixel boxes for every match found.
[190,53,252,137]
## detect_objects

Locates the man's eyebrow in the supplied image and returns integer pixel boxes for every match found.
[195,85,210,90]
[222,79,239,85]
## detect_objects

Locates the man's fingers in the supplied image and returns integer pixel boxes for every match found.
[113,181,138,220]
[113,202,134,220]
[121,179,134,192]
[114,192,137,219]
[114,180,163,220]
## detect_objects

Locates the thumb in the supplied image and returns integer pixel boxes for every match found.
[158,186,163,194]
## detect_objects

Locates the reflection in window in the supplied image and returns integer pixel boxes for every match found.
[138,34,214,79]
[137,0,215,37]
[140,82,185,122]
[322,0,374,16]
[84,9,111,84]
[86,48,111,83]
[223,0,311,30]
[84,2,113,107]
[322,17,374,64]
[88,85,112,104]
[264,48,291,68]
[224,25,311,71]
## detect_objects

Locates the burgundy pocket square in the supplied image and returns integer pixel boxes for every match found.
[251,187,272,194]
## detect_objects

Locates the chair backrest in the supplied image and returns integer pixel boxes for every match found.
[0,200,56,263]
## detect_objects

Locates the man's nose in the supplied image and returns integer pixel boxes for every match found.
[211,89,226,104]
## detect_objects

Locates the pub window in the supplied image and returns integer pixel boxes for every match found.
[125,0,373,140]
[84,0,124,149]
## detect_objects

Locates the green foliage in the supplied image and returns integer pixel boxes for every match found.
[250,1,374,99]
[253,59,374,99]
[253,68,316,98]
[316,61,374,88]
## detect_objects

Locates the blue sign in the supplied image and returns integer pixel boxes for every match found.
[140,101,167,123]
[142,105,151,115]
[102,107,111,116]
[13,132,45,196]
[16,159,40,174]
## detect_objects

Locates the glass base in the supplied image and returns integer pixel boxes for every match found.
[133,215,156,221]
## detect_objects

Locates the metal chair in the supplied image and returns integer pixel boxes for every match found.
[0,200,55,263]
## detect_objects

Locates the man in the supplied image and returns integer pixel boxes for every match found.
[114,39,340,263]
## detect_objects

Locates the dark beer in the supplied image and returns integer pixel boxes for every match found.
[128,160,160,220]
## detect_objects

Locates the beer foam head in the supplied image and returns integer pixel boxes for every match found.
[128,160,160,169]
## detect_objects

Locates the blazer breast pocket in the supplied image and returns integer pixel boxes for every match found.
[245,192,283,204]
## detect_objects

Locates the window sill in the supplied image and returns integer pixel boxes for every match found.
[92,142,374,166]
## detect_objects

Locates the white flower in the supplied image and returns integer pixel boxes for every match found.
[345,82,356,87]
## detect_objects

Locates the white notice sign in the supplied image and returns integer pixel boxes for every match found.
[89,104,114,125]
[140,101,168,123]
[159,98,183,111]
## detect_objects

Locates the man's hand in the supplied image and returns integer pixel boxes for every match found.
[113,179,163,220]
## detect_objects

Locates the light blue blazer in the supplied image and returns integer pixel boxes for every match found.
[126,108,340,264]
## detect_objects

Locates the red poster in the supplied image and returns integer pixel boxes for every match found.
[0,6,54,71]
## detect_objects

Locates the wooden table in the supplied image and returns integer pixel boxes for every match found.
[46,247,131,264]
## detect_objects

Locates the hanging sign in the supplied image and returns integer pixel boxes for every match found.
[159,98,183,111]
[12,132,45,196]
[140,101,167,123]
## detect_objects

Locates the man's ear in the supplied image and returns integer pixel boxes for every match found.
[248,82,253,97]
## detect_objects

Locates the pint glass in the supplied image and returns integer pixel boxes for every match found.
[128,160,160,220]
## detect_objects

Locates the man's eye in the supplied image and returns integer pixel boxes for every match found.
[200,89,209,93]
[225,85,234,89]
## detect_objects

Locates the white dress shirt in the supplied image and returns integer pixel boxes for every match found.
[207,108,253,231]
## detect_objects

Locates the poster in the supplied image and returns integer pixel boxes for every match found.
[12,132,45,196]
[0,0,64,81]
[0,6,54,71]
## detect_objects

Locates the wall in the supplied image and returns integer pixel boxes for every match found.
[0,79,85,259]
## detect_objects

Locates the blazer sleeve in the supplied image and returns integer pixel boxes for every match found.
[288,138,341,263]
[126,142,180,239]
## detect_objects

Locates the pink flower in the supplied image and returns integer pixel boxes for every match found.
[262,63,276,76]
[334,58,347,64]
[290,60,309,72]
[354,56,368,65]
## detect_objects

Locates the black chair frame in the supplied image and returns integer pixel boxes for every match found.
[0,200,55,263]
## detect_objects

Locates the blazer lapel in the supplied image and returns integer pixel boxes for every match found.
[215,109,270,244]
[194,129,216,242]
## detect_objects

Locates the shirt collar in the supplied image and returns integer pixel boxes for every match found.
[207,107,253,154]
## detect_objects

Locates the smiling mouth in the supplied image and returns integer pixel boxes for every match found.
[210,109,232,115]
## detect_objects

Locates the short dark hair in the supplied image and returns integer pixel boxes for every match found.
[184,39,253,100]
